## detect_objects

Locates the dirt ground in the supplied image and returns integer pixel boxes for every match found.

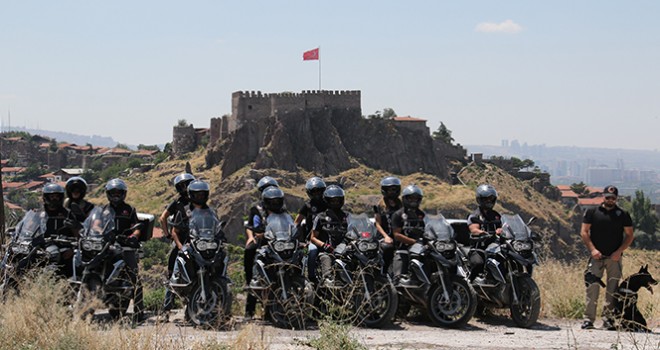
[136,310,660,350]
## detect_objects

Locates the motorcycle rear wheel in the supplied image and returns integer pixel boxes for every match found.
[510,275,540,328]
[428,275,477,328]
[185,280,232,328]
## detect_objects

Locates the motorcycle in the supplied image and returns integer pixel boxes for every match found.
[1,210,77,295]
[169,207,232,328]
[396,214,477,328]
[247,212,313,329]
[71,206,143,318]
[318,213,398,328]
[465,214,541,328]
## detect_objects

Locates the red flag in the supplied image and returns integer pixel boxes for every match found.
[303,48,319,61]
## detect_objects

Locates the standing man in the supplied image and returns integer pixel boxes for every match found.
[580,185,634,330]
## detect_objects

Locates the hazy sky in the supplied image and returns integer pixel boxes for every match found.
[1,1,659,150]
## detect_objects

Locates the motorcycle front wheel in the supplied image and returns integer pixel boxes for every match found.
[186,280,232,328]
[509,275,540,328]
[354,274,398,328]
[268,277,311,330]
[428,275,477,328]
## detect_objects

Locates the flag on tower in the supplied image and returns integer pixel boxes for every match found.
[303,48,319,61]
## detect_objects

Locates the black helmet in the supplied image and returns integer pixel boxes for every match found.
[476,184,498,209]
[305,176,326,200]
[257,176,278,193]
[43,183,65,210]
[323,185,345,210]
[402,184,423,209]
[173,173,196,197]
[65,176,88,200]
[105,178,128,206]
[188,180,210,206]
[380,176,401,200]
[262,186,285,213]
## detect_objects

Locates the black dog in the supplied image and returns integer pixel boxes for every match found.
[611,265,657,332]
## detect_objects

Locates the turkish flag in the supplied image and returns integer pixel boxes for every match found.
[303,48,319,61]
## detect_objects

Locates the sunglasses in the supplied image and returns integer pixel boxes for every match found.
[604,196,617,200]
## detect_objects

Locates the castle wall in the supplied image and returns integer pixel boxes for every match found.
[172,125,197,155]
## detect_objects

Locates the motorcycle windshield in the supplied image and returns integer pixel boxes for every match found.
[500,214,531,241]
[189,208,221,240]
[265,213,295,241]
[15,210,44,240]
[82,206,115,238]
[424,214,455,241]
[347,213,377,241]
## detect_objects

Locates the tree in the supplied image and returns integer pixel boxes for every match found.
[114,143,130,150]
[432,122,454,144]
[177,119,189,127]
[570,182,589,196]
[382,108,397,119]
[630,190,658,235]
[137,144,160,151]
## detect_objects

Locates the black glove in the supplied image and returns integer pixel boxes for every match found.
[322,243,334,253]
[124,235,139,248]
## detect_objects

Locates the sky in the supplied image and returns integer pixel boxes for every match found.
[1,1,659,150]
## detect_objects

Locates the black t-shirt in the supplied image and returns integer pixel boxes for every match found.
[63,198,94,223]
[297,199,327,238]
[376,198,403,236]
[312,209,348,248]
[167,197,190,221]
[467,208,502,233]
[583,205,633,256]
[391,207,426,248]
[106,202,138,237]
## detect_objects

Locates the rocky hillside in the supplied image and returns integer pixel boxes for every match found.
[205,108,466,180]
[89,150,583,260]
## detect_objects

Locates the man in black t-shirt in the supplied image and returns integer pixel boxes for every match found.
[374,176,401,274]
[391,185,426,285]
[580,185,634,330]
[294,176,327,284]
[467,184,503,281]
[159,173,195,313]
[310,185,348,286]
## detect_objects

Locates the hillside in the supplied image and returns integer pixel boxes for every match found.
[87,150,583,259]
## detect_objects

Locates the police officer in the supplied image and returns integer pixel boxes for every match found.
[391,185,426,285]
[63,176,94,223]
[467,184,503,281]
[244,176,279,319]
[294,176,327,284]
[104,178,145,322]
[159,172,195,313]
[39,183,78,278]
[310,185,349,286]
[374,176,400,274]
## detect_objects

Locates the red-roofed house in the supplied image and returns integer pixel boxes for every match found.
[392,116,429,133]
[1,167,26,178]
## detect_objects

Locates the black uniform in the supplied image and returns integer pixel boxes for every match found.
[313,209,349,280]
[39,207,76,278]
[298,199,327,284]
[163,197,191,311]
[105,202,144,317]
[375,198,402,272]
[583,205,632,256]
[467,207,502,279]
[391,207,426,279]
[63,198,94,224]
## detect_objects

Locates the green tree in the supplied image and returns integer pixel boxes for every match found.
[630,190,658,235]
[137,144,160,151]
[432,122,454,144]
[177,119,189,127]
[382,108,397,119]
[114,143,130,150]
[570,182,589,196]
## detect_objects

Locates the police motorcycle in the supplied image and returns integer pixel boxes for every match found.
[71,206,147,318]
[318,213,398,328]
[247,212,313,329]
[464,214,541,328]
[396,214,477,328]
[1,210,78,295]
[168,207,232,328]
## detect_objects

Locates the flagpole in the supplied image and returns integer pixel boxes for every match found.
[318,46,321,90]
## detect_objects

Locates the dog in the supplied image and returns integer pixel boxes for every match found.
[610,265,657,332]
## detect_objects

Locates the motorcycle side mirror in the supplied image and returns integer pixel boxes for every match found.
[70,202,84,218]
[530,231,542,242]
[264,230,275,241]
[527,217,537,226]
[423,230,436,241]
[345,228,358,241]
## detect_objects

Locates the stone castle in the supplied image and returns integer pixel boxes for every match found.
[173,90,362,155]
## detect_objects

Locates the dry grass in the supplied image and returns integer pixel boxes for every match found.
[536,249,660,327]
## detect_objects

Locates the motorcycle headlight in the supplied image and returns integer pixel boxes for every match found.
[196,240,218,251]
[357,241,379,252]
[513,240,533,252]
[12,243,29,255]
[273,241,296,252]
[82,239,104,252]
[434,241,456,252]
